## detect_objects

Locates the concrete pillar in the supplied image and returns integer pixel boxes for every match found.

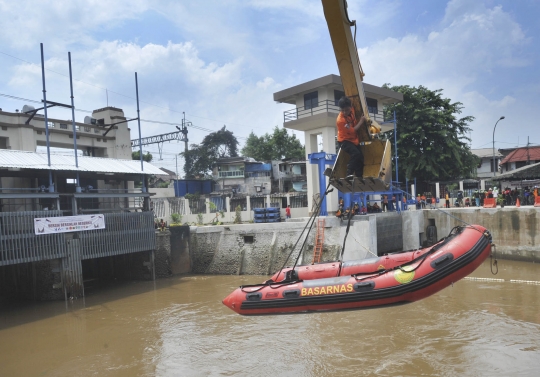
[305,133,319,212]
[246,195,252,221]
[459,181,464,191]
[206,199,210,214]
[266,194,271,207]
[184,198,191,215]
[226,197,231,213]
[286,194,291,206]
[62,239,84,299]
[411,184,416,198]
[480,180,485,191]
[435,182,440,199]
[320,126,338,213]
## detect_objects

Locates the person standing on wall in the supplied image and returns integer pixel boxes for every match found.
[445,191,450,208]
[473,189,480,207]
[382,195,389,212]
[285,205,291,219]
[336,96,367,179]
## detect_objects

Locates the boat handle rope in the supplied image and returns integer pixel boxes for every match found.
[490,244,498,275]
[351,226,470,281]
[263,180,334,286]
[436,208,497,274]
[240,279,302,293]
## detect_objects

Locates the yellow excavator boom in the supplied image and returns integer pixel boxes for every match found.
[321,0,381,139]
[322,0,392,193]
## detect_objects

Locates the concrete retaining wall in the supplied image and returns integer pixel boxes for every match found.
[188,216,378,275]
[423,207,540,262]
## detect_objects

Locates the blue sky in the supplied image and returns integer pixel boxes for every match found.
[1,0,539,174]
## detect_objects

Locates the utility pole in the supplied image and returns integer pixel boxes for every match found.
[527,136,530,165]
[183,112,188,154]
[176,154,179,180]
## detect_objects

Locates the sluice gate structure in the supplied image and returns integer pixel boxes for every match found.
[0,195,157,301]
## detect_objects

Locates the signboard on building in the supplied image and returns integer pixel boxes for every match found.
[34,214,105,235]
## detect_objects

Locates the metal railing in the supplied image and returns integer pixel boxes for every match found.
[230,197,247,211]
[0,211,156,267]
[283,100,387,124]
[168,198,186,216]
[188,198,206,214]
[250,196,265,209]
[290,194,308,208]
[0,211,68,266]
[79,212,155,260]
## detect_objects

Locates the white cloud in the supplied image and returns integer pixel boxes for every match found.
[355,0,533,148]
[0,0,150,50]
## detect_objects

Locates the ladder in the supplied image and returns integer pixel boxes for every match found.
[312,219,325,264]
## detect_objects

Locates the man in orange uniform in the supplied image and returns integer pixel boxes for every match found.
[336,96,367,178]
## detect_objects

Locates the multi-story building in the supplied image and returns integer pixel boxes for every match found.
[273,74,403,211]
[0,105,162,300]
[271,159,307,193]
[471,148,503,178]
[213,156,273,196]
[499,146,540,173]
[0,106,132,159]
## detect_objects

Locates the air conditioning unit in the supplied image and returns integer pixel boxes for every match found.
[84,116,97,125]
[22,104,35,113]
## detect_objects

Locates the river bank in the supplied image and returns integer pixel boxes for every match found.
[174,206,539,276]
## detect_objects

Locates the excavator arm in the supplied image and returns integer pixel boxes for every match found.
[322,0,392,192]
[322,0,381,139]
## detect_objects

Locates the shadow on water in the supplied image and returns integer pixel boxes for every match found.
[0,275,192,331]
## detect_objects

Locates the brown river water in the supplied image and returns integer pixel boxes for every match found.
[1,259,540,377]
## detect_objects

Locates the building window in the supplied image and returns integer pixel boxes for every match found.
[334,90,345,106]
[59,123,68,129]
[304,91,318,109]
[84,127,91,132]
[366,98,378,114]
[516,161,527,169]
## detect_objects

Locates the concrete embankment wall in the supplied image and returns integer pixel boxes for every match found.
[188,217,368,275]
[185,211,424,275]
[423,208,540,262]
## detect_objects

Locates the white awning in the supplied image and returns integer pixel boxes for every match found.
[0,149,164,175]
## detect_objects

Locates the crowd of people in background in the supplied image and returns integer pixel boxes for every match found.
[428,185,539,208]
[334,185,539,219]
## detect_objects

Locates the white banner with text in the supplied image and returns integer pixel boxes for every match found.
[34,214,105,235]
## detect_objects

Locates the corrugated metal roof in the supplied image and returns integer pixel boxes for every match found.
[0,149,164,175]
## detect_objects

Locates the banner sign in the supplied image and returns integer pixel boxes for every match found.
[34,214,105,235]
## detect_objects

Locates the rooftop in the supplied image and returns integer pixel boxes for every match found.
[273,74,403,104]
[471,148,502,158]
[493,161,540,181]
[500,146,540,165]
[0,149,163,175]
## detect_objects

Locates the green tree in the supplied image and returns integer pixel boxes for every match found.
[241,126,305,161]
[132,150,153,162]
[181,126,239,178]
[382,84,479,183]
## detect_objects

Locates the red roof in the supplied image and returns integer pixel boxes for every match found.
[500,146,540,165]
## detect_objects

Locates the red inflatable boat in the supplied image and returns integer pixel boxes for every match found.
[222,225,492,315]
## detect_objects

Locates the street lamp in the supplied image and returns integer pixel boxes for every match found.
[492,116,505,177]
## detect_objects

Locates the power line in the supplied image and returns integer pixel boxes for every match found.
[0,92,247,140]
[0,50,256,130]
